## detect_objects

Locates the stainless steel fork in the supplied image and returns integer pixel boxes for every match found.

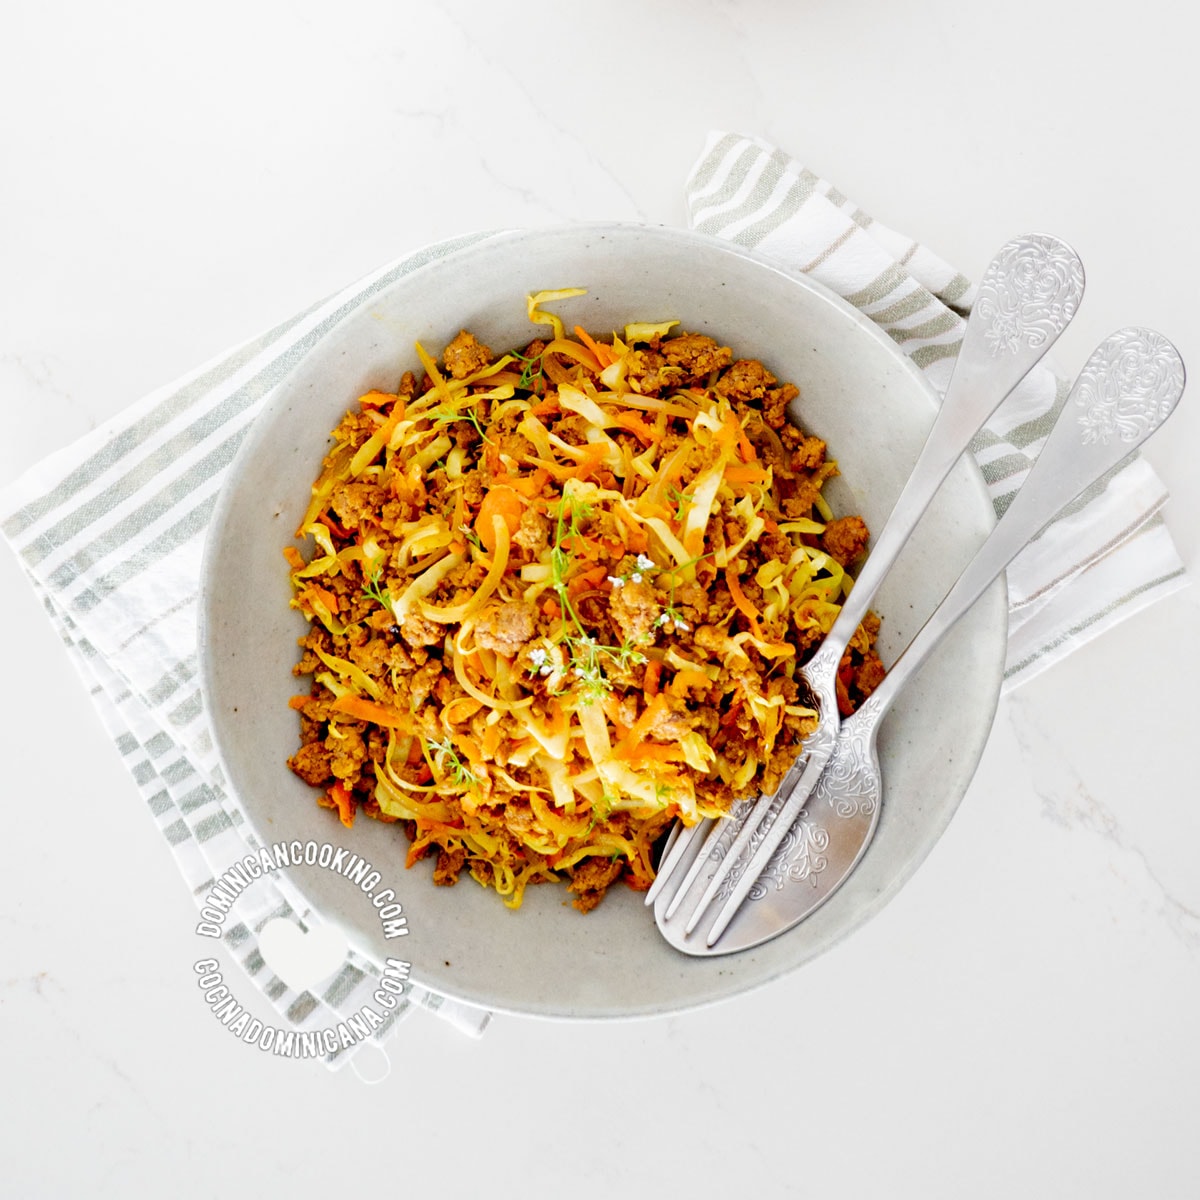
[645,233,1086,943]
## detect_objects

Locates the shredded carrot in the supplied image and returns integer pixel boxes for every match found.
[283,546,306,570]
[714,413,741,454]
[613,693,670,758]
[330,694,410,729]
[622,742,688,764]
[318,513,348,539]
[723,464,768,485]
[475,486,524,552]
[643,660,662,698]
[288,694,309,711]
[568,565,609,597]
[601,695,632,738]
[737,422,757,463]
[305,583,341,614]
[669,669,712,698]
[573,324,617,368]
[327,780,355,828]
[481,722,504,759]
[609,412,657,445]
[506,467,550,497]
[358,389,397,409]
[550,440,612,466]
[374,401,406,448]
[725,567,762,628]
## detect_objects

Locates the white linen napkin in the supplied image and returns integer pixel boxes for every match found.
[687,132,1188,687]
[1,141,1187,1068]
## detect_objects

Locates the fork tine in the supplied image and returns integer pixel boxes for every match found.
[661,813,740,919]
[643,818,711,904]
[681,779,795,935]
[679,721,835,937]
[677,792,778,931]
[659,819,683,862]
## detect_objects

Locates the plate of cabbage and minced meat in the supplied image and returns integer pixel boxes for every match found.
[284,290,884,914]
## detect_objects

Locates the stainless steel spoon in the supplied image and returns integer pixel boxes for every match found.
[657,326,1185,954]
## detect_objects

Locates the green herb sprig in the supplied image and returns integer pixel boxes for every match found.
[546,487,648,703]
[428,737,479,790]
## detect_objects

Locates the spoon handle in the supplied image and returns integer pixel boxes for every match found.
[863,327,1186,722]
[825,234,1085,654]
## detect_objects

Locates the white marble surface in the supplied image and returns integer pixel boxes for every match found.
[3,1,1199,1196]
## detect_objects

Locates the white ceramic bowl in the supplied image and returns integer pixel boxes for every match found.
[199,224,1006,1019]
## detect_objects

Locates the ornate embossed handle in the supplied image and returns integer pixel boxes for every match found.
[973,234,1087,356]
[866,326,1186,718]
[828,234,1085,651]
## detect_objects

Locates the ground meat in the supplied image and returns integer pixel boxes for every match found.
[645,695,696,741]
[762,382,799,429]
[348,637,393,682]
[790,433,827,471]
[660,333,733,382]
[502,800,535,840]
[855,653,886,696]
[512,508,550,557]
[408,659,443,709]
[399,612,445,648]
[328,730,368,781]
[433,846,466,885]
[474,600,536,657]
[288,741,332,787]
[822,515,870,566]
[330,480,390,531]
[609,580,660,644]
[442,330,492,379]
[715,358,777,404]
[460,469,485,507]
[568,856,625,913]
[758,530,794,564]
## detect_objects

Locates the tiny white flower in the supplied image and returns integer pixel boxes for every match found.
[607,575,625,588]
[656,612,670,627]
[675,620,690,632]
[540,665,552,677]
[636,554,655,571]
[630,572,643,584]
[528,647,548,667]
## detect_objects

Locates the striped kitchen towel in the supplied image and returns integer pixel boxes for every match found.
[0,233,501,1073]
[0,143,1188,1068]
[686,131,1187,687]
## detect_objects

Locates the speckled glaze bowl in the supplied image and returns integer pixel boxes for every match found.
[199,224,1006,1019]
